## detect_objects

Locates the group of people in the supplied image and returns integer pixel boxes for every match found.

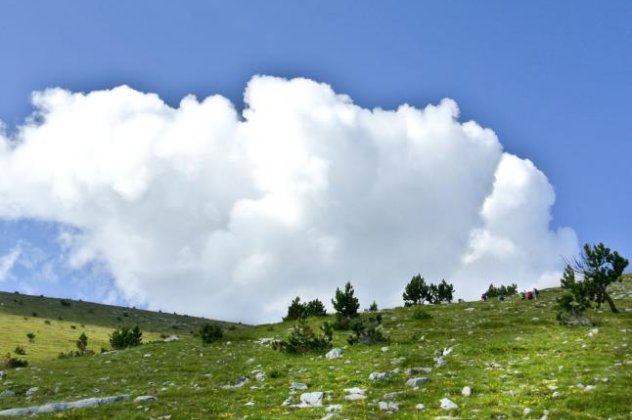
[481,288,539,302]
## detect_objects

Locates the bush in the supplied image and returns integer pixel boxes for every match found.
[368,301,378,311]
[14,346,26,355]
[26,332,35,342]
[412,308,432,320]
[200,323,223,343]
[347,314,387,345]
[272,318,333,354]
[2,353,28,369]
[60,299,71,307]
[76,333,88,353]
[109,326,143,349]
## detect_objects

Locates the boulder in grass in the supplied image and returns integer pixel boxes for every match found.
[440,398,458,410]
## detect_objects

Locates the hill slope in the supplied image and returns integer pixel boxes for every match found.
[1,276,631,419]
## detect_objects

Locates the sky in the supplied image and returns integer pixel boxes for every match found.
[0,1,630,323]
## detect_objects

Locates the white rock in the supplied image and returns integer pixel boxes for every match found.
[245,401,255,407]
[464,307,475,311]
[134,395,157,403]
[299,392,323,407]
[344,387,366,395]
[343,393,366,401]
[523,407,532,415]
[325,348,343,359]
[143,353,152,358]
[0,371,4,379]
[415,403,426,410]
[462,386,472,396]
[255,372,265,381]
[378,401,399,411]
[406,377,429,387]
[26,387,39,396]
[552,391,561,398]
[369,372,389,381]
[434,356,446,367]
[163,335,179,342]
[381,346,390,352]
[547,385,558,391]
[0,391,15,398]
[584,385,596,391]
[440,398,458,410]
[290,382,308,391]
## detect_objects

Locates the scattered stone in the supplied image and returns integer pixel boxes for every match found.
[440,398,458,410]
[415,403,426,410]
[465,307,475,311]
[255,372,265,382]
[290,382,308,391]
[25,387,39,397]
[143,353,152,358]
[584,385,596,391]
[0,395,129,417]
[588,328,599,338]
[343,387,366,401]
[391,357,406,365]
[434,357,446,368]
[405,367,432,375]
[552,391,561,398]
[461,386,472,396]
[0,391,15,398]
[245,401,255,407]
[547,385,558,391]
[245,358,255,364]
[234,376,249,387]
[381,346,390,352]
[134,395,157,403]
[325,348,343,359]
[523,407,532,416]
[369,372,389,381]
[406,377,429,388]
[299,392,323,407]
[0,372,4,379]
[163,335,179,342]
[378,401,399,411]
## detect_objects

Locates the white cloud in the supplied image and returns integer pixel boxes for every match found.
[0,76,577,322]
[0,247,21,282]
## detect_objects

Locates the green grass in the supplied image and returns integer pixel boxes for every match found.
[1,276,631,419]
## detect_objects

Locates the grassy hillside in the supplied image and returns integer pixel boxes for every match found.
[1,276,631,419]
[0,291,247,363]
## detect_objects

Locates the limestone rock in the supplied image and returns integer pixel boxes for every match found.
[440,398,458,410]
[299,392,323,407]
[406,377,429,388]
[325,348,343,359]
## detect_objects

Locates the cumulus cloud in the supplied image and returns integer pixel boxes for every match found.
[0,247,20,282]
[0,76,577,322]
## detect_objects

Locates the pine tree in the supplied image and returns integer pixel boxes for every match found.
[331,282,360,328]
[402,274,429,306]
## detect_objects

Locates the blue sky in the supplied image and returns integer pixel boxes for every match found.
[0,1,630,321]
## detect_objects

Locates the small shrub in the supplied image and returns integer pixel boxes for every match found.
[347,315,388,345]
[70,325,77,329]
[2,353,28,369]
[76,333,88,353]
[272,319,333,354]
[368,301,378,311]
[31,312,37,317]
[60,299,71,307]
[109,326,143,349]
[44,320,51,325]
[269,368,284,379]
[26,332,36,342]
[200,323,223,344]
[412,308,432,320]
[14,346,26,355]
